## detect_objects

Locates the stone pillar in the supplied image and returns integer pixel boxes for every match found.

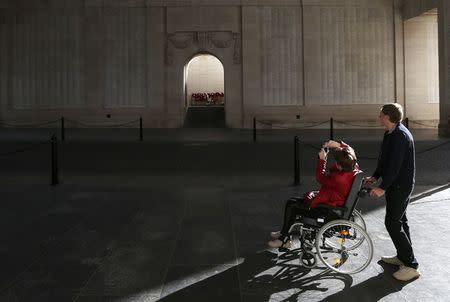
[241,6,261,127]
[0,7,6,118]
[394,0,405,107]
[438,0,450,136]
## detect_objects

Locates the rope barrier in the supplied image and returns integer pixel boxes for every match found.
[301,120,330,128]
[64,118,140,128]
[0,119,60,128]
[255,118,439,129]
[255,119,290,129]
[299,140,450,159]
[255,119,330,129]
[334,120,381,128]
[0,135,59,185]
[0,117,140,129]
[409,120,437,128]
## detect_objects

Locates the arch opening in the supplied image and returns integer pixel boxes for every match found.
[404,9,440,128]
[184,54,225,108]
[183,53,226,128]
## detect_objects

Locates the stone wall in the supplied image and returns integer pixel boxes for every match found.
[0,0,447,133]
[304,2,395,105]
[8,9,84,110]
[247,0,400,125]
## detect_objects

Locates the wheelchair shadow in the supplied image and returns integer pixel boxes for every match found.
[159,248,354,301]
[320,260,409,302]
[243,249,354,300]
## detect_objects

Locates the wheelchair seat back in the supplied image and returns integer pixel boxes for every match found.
[340,170,364,220]
[292,170,364,228]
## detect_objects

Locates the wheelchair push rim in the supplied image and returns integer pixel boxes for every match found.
[315,219,373,274]
[350,209,366,231]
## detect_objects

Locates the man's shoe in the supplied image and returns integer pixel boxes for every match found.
[268,239,292,249]
[393,266,421,281]
[381,255,404,266]
[270,231,281,239]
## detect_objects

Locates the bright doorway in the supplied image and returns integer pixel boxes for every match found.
[404,9,439,127]
[184,54,225,108]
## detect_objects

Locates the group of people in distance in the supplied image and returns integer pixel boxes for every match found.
[268,103,420,282]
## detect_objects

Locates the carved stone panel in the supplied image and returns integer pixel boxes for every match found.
[165,30,241,65]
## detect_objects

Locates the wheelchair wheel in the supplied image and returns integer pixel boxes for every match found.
[299,250,317,268]
[350,209,366,230]
[315,220,373,274]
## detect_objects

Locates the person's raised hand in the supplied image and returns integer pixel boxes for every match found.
[323,140,340,149]
[318,148,328,160]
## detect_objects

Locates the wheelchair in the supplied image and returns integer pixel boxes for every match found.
[282,171,373,275]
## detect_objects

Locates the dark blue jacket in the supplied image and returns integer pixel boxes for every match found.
[373,123,415,191]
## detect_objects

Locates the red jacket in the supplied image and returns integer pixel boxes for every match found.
[304,158,359,209]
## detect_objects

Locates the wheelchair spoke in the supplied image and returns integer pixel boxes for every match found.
[315,220,373,274]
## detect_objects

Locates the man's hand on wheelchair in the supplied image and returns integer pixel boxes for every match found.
[363,176,377,187]
[362,177,385,198]
[369,187,385,198]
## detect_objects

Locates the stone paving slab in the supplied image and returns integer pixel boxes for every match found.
[0,129,448,301]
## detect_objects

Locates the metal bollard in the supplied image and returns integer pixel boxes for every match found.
[61,116,65,142]
[139,117,143,142]
[51,134,59,186]
[294,136,300,185]
[330,117,334,140]
[253,117,256,142]
[403,117,409,129]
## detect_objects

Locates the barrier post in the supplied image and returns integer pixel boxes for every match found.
[294,136,300,185]
[330,117,334,140]
[61,117,65,141]
[403,117,409,129]
[139,117,143,141]
[253,117,256,142]
[51,134,59,186]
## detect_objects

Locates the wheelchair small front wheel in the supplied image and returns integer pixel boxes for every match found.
[315,220,373,274]
[299,250,317,269]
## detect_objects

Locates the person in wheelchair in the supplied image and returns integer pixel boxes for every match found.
[268,140,359,249]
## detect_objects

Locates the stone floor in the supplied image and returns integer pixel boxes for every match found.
[0,128,449,301]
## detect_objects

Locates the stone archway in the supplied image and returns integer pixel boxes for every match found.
[164,31,242,128]
[184,53,225,108]
[404,9,440,127]
[183,53,226,128]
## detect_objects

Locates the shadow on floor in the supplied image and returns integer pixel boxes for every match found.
[322,261,410,302]
[158,250,353,301]
[159,252,413,302]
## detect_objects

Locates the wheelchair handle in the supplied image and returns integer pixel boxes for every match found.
[358,187,372,198]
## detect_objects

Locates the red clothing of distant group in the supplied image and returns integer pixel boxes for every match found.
[304,146,359,208]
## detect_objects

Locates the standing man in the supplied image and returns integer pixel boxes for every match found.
[364,103,420,281]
